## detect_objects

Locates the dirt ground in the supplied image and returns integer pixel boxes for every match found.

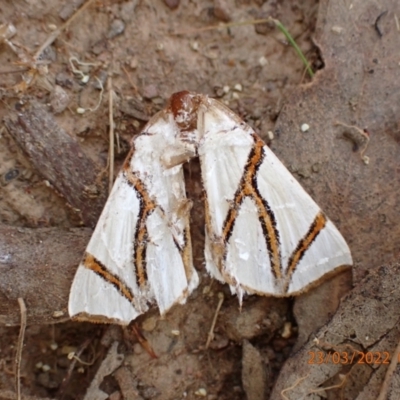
[1,0,400,399]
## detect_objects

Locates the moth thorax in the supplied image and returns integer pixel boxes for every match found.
[169,91,200,131]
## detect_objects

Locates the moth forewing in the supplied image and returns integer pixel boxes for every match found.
[285,219,352,294]
[144,208,196,312]
[68,172,145,324]
[194,94,352,298]
[68,108,199,325]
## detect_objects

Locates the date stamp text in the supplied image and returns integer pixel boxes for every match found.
[308,351,392,365]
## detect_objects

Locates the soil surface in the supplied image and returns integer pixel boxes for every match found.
[1,1,399,400]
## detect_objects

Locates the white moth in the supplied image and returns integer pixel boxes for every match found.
[69,91,352,324]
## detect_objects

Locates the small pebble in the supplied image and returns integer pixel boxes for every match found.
[164,0,180,9]
[3,168,19,183]
[191,41,199,51]
[130,57,138,69]
[50,85,69,114]
[194,388,207,396]
[59,0,85,21]
[142,84,159,99]
[107,19,125,39]
[213,86,224,98]
[50,343,58,351]
[142,315,157,331]
[234,83,243,92]
[281,321,292,339]
[301,123,310,132]
[37,372,58,389]
[213,0,231,22]
[255,20,272,35]
[52,310,65,318]
[55,72,74,89]
[259,56,268,66]
[42,364,51,372]
[331,26,344,34]
[60,346,76,355]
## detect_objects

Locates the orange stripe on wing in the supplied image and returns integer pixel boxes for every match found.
[284,211,327,292]
[221,134,282,278]
[83,252,135,302]
[123,157,193,288]
[123,165,156,288]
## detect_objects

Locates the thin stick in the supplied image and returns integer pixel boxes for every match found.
[15,298,27,400]
[121,65,140,96]
[377,337,400,400]
[307,374,347,395]
[57,338,91,400]
[86,77,104,112]
[131,323,158,359]
[281,374,309,400]
[33,0,97,61]
[205,292,224,349]
[107,74,114,193]
[0,68,29,74]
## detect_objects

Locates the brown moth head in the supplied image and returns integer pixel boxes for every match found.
[168,91,201,132]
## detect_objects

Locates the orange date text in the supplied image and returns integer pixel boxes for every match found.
[308,351,391,365]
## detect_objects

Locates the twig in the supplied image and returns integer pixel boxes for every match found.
[4,102,107,226]
[69,56,98,83]
[68,350,96,366]
[377,336,400,400]
[281,368,348,399]
[75,76,104,114]
[107,74,115,193]
[58,339,91,400]
[131,323,158,359]
[0,389,54,400]
[121,65,140,96]
[0,67,29,74]
[15,298,27,400]
[205,292,224,349]
[281,374,309,400]
[307,373,347,396]
[33,0,97,61]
